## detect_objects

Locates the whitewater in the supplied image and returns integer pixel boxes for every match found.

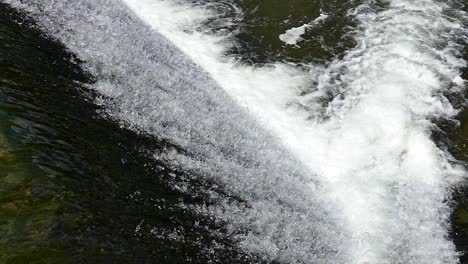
[3,0,468,263]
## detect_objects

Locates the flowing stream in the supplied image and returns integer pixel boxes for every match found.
[1,0,468,263]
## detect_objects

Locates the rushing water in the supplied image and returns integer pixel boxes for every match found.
[0,0,468,263]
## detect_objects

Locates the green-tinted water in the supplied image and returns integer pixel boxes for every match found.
[198,0,356,64]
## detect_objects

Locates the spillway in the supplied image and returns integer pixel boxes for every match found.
[3,0,467,263]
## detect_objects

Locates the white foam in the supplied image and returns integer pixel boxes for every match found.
[279,24,310,45]
[279,11,328,45]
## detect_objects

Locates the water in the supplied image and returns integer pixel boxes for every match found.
[0,5,256,263]
[1,0,468,263]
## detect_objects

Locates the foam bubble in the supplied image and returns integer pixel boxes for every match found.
[279,11,329,46]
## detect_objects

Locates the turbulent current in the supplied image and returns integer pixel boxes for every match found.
[2,0,468,263]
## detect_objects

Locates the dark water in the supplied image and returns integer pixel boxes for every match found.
[0,1,468,263]
[449,102,468,263]
[201,0,357,64]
